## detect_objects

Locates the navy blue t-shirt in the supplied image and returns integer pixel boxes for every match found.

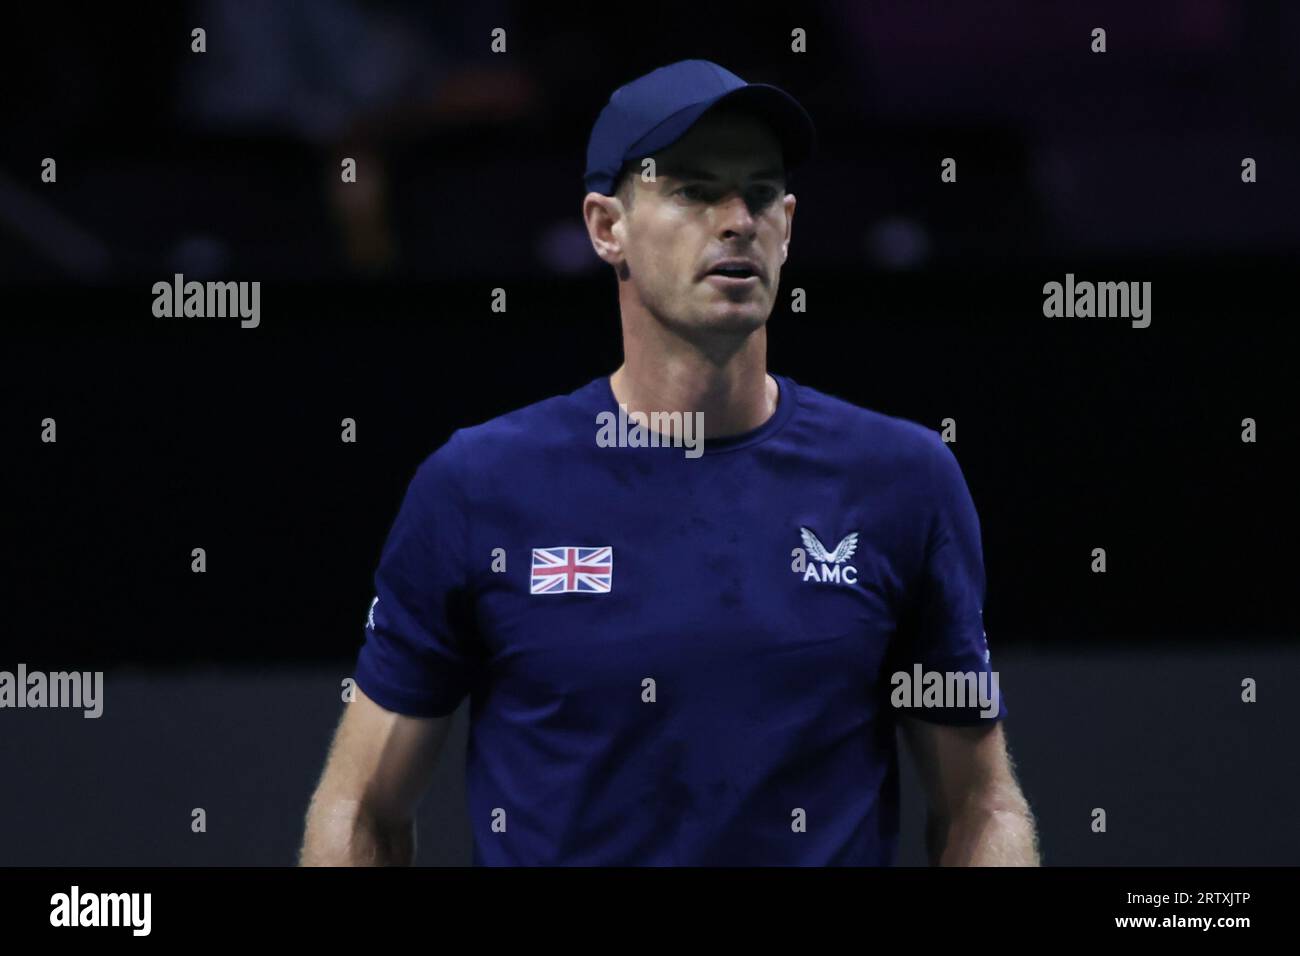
[353,374,1004,865]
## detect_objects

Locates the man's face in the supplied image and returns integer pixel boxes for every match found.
[616,110,796,340]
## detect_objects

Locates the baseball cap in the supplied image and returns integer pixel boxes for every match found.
[584,59,816,196]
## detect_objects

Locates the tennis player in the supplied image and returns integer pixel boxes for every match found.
[301,60,1039,866]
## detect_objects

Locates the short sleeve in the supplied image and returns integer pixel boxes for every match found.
[887,433,1006,724]
[353,433,480,718]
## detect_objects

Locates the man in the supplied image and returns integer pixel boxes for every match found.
[301,60,1039,866]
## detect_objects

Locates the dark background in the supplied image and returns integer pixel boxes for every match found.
[0,1,1296,865]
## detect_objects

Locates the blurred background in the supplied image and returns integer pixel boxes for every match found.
[0,0,1296,865]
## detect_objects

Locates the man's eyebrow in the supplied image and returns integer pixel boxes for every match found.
[662,165,786,182]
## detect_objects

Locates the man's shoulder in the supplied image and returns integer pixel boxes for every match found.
[787,376,944,465]
[421,377,603,473]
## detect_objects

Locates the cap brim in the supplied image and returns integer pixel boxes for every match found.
[624,83,816,178]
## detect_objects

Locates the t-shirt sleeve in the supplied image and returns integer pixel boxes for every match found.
[887,431,1006,725]
[353,433,480,718]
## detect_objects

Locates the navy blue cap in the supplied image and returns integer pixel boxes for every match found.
[584,59,816,196]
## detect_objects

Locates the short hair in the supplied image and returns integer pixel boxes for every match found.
[613,161,636,212]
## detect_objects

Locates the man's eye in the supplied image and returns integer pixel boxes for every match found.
[677,184,779,205]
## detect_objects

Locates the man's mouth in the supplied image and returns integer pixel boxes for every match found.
[703,260,763,284]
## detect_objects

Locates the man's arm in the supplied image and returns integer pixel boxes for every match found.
[300,685,454,866]
[898,717,1039,866]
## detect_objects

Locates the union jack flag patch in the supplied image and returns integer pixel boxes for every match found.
[530,546,613,594]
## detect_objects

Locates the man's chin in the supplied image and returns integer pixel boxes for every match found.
[653,301,771,345]
[664,312,769,358]
[713,320,766,339]
[702,310,768,336]
[694,300,770,332]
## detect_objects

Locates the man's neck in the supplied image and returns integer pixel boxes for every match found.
[609,339,778,440]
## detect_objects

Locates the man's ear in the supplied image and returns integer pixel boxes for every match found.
[781,192,796,262]
[583,191,627,268]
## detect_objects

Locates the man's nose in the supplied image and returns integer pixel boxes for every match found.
[716,192,759,239]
